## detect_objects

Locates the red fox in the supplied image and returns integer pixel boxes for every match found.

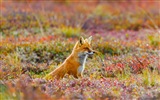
[44,36,97,80]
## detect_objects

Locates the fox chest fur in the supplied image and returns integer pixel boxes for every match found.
[77,53,88,74]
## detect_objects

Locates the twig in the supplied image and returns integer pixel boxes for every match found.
[139,7,159,34]
[26,1,44,36]
[133,54,144,67]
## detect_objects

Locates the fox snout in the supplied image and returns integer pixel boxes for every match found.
[90,50,99,54]
[92,50,97,54]
[86,49,95,55]
[88,51,94,55]
[88,50,100,59]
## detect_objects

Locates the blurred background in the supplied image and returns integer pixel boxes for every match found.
[1,0,159,38]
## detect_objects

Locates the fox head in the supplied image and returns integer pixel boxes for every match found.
[73,36,96,56]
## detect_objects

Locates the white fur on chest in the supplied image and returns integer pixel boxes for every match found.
[78,54,88,73]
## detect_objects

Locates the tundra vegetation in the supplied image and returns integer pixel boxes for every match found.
[0,0,160,100]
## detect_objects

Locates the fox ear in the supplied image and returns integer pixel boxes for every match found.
[87,36,92,44]
[79,36,85,45]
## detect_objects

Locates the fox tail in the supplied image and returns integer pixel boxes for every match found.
[44,66,65,80]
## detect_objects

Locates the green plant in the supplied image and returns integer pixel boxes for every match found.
[55,26,82,37]
[148,34,160,47]
[141,68,160,86]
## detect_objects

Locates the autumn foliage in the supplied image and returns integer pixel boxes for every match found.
[0,0,160,100]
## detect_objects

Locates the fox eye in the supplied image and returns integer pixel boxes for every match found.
[84,47,89,50]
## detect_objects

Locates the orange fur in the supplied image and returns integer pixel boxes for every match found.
[44,36,97,80]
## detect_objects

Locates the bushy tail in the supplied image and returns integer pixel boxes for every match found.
[44,66,65,80]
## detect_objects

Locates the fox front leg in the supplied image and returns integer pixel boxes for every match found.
[77,73,83,78]
[73,74,78,79]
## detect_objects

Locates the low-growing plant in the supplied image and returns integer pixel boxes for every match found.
[148,34,160,48]
[141,68,160,86]
[55,26,82,37]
